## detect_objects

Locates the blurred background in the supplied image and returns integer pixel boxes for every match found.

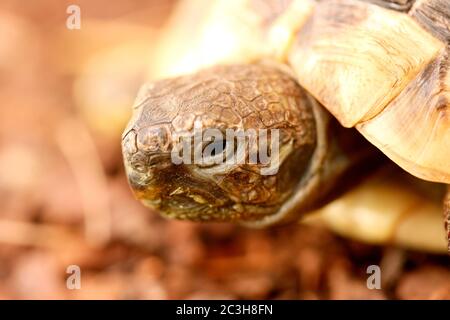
[0,0,448,299]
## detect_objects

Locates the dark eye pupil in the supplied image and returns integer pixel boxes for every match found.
[210,140,227,156]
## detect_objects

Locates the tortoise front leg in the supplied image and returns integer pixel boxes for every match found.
[305,167,448,254]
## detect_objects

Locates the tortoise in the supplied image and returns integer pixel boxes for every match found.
[122,0,450,253]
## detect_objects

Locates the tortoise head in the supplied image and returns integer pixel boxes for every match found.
[122,63,319,224]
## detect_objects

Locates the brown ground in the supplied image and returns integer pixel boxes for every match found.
[0,0,448,299]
